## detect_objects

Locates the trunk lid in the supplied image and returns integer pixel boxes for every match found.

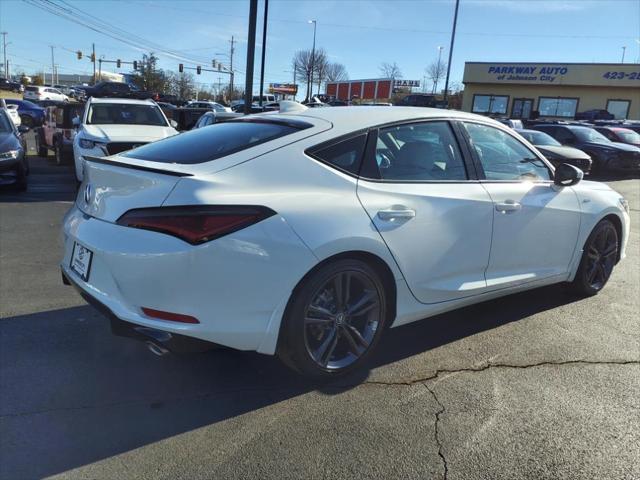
[77,158,188,222]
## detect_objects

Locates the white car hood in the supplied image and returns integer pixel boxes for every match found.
[82,124,178,142]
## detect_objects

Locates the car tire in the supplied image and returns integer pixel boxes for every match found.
[278,259,388,379]
[54,142,64,165]
[569,219,618,297]
[14,162,28,192]
[20,115,33,128]
[36,132,48,157]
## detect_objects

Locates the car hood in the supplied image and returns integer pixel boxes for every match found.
[536,145,590,159]
[581,141,640,153]
[81,124,178,142]
[0,133,19,153]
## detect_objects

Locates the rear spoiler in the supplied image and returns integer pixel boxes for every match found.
[83,156,193,177]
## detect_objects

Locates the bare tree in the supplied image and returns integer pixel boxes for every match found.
[379,62,402,79]
[325,62,348,83]
[312,50,328,96]
[166,71,195,100]
[426,58,447,94]
[292,48,328,101]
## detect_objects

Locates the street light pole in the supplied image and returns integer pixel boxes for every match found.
[443,0,460,102]
[308,20,317,102]
[258,0,269,107]
[244,0,258,114]
[621,46,626,63]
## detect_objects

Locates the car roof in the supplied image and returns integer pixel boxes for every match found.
[88,97,157,105]
[273,106,496,132]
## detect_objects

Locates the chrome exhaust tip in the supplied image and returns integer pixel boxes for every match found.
[145,340,169,357]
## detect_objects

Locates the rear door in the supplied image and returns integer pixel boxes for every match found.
[461,121,581,289]
[357,119,494,304]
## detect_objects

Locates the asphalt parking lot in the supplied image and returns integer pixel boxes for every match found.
[1,153,638,480]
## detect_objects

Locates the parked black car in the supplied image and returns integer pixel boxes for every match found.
[0,77,24,93]
[531,124,640,174]
[0,108,29,190]
[395,94,437,107]
[516,129,592,173]
[76,82,158,100]
[593,126,640,147]
[574,109,614,121]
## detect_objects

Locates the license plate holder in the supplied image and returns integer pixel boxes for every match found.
[70,242,93,282]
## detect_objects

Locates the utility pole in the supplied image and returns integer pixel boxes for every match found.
[443,0,459,102]
[98,58,102,82]
[244,0,258,114]
[229,36,235,97]
[92,43,96,84]
[1,32,7,78]
[50,45,55,85]
[308,20,317,102]
[621,46,626,63]
[258,0,269,107]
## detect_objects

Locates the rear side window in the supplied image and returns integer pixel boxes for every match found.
[26,86,38,92]
[307,134,367,175]
[122,119,310,164]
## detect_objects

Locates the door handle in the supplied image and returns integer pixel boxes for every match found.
[377,207,416,221]
[495,200,522,214]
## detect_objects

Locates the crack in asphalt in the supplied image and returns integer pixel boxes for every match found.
[1,359,638,420]
[358,359,640,387]
[424,383,448,480]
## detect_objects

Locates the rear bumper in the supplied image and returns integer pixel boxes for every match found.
[62,269,215,353]
[61,204,318,355]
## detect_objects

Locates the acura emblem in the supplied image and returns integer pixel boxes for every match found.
[84,183,93,205]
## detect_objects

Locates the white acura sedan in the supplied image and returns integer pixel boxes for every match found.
[61,103,630,378]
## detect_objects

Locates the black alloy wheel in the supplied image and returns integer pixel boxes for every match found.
[571,219,618,296]
[279,259,388,378]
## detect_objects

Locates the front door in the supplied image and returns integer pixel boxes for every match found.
[356,120,494,304]
[512,98,533,119]
[461,122,581,289]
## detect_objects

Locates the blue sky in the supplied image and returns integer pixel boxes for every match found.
[1,0,639,93]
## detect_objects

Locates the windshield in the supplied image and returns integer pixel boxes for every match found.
[616,129,640,143]
[87,103,167,126]
[572,127,610,143]
[520,130,561,146]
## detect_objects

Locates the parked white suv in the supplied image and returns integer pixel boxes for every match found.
[73,97,178,181]
[24,86,69,102]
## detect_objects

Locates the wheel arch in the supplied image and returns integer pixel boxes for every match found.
[601,212,623,263]
[273,249,398,355]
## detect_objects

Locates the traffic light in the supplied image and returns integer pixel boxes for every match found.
[116,59,121,68]
[196,65,201,75]
[211,60,217,69]
[76,51,82,60]
[179,63,183,73]
[90,52,96,62]
[133,60,138,70]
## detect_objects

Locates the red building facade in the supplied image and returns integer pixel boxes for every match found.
[326,78,393,101]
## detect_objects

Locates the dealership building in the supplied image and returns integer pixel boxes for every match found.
[462,62,640,120]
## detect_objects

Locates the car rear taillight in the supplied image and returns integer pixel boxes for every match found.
[116,205,276,245]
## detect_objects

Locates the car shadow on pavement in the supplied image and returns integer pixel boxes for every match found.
[0,284,581,479]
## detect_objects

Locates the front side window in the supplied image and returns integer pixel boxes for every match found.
[372,121,467,181]
[606,100,630,119]
[538,97,578,118]
[308,134,367,175]
[122,119,309,164]
[464,123,551,181]
[472,95,508,115]
[0,110,13,133]
[87,103,168,126]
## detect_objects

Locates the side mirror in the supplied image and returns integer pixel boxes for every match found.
[17,125,30,134]
[554,163,583,187]
[169,119,178,129]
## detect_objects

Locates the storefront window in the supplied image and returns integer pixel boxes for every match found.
[538,97,578,118]
[606,100,630,119]
[472,95,508,115]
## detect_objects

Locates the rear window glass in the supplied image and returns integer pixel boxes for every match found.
[308,134,367,175]
[25,86,39,92]
[122,119,310,164]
